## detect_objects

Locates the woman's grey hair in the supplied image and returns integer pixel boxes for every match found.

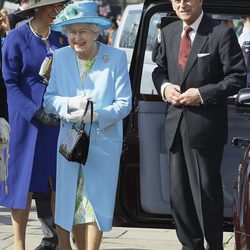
[62,23,104,37]
[91,24,103,35]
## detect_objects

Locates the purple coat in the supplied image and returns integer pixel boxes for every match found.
[0,23,68,209]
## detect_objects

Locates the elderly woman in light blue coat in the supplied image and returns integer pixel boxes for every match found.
[43,1,132,249]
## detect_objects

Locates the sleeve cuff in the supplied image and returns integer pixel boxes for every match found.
[198,89,204,104]
[161,82,171,102]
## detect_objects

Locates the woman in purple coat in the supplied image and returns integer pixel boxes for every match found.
[0,1,68,249]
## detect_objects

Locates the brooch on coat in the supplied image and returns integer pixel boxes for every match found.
[59,37,64,45]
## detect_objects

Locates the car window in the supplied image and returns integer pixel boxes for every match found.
[118,9,166,51]
[119,10,141,49]
[141,13,176,95]
[211,14,243,36]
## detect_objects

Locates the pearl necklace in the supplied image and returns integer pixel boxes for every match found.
[29,20,51,41]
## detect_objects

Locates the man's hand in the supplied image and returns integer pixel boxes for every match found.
[164,84,181,106]
[178,88,202,106]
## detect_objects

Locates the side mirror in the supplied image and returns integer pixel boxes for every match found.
[235,88,250,112]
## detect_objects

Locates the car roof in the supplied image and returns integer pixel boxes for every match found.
[141,0,250,17]
[144,0,249,7]
[144,0,250,5]
[123,3,143,11]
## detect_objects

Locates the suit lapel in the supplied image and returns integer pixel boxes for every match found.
[182,14,212,82]
[173,22,183,76]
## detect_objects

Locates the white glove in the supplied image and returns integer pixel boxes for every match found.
[82,110,98,123]
[67,96,88,111]
[62,109,98,123]
[0,118,10,149]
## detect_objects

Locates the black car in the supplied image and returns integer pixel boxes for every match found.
[113,1,250,247]
[232,88,250,250]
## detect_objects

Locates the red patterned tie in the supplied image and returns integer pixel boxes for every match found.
[178,26,192,71]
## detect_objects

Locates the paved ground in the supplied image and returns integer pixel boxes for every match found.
[0,203,235,250]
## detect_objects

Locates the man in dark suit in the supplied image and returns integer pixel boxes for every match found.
[8,0,29,29]
[152,0,246,249]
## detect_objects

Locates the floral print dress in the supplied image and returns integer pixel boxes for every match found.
[73,56,96,225]
[74,167,95,224]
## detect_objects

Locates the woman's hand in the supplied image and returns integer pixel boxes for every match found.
[67,96,89,111]
[63,109,98,123]
[35,108,60,127]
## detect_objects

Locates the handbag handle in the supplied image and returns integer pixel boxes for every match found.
[72,100,93,135]
[80,100,93,136]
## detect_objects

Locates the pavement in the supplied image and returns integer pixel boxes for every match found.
[0,202,236,250]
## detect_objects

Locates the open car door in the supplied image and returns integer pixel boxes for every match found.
[114,0,250,230]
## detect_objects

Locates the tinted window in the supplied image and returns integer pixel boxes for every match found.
[119,10,141,49]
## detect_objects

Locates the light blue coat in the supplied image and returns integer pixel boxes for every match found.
[43,43,132,232]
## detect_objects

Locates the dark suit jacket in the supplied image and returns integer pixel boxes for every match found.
[0,48,8,120]
[152,14,246,149]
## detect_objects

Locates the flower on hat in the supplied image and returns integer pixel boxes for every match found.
[54,2,83,24]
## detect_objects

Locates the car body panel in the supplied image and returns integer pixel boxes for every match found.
[233,89,250,250]
[233,148,250,250]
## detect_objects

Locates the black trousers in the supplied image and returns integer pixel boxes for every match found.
[169,118,224,250]
[34,193,58,249]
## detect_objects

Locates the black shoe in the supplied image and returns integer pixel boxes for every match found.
[35,245,56,250]
[34,245,56,250]
[34,238,57,250]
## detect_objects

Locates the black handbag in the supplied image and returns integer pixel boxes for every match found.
[59,100,93,165]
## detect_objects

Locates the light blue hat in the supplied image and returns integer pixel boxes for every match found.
[51,0,112,32]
